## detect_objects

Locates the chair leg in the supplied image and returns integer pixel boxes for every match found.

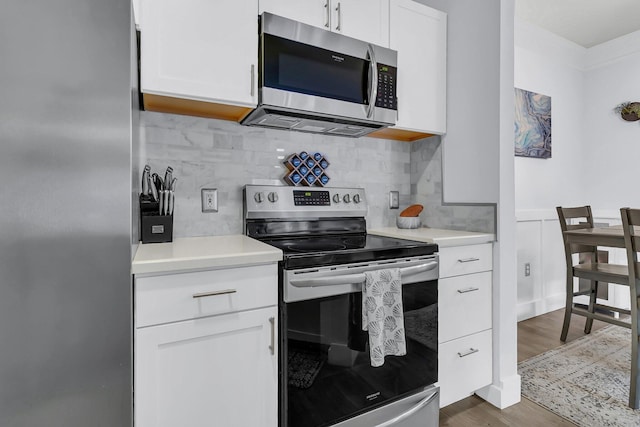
[561,275,573,342]
[631,334,639,409]
[630,298,640,409]
[584,280,597,334]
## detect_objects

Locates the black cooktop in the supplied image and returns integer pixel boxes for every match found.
[259,233,438,269]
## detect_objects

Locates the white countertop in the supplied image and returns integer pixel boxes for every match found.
[132,235,283,275]
[368,227,495,247]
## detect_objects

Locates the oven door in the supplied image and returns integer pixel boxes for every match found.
[280,258,438,427]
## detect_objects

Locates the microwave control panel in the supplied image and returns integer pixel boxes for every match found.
[375,64,397,111]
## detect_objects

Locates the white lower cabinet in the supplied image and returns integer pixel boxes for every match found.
[134,264,278,427]
[438,244,493,407]
[439,329,492,407]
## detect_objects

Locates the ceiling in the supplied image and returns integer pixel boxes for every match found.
[515,0,640,48]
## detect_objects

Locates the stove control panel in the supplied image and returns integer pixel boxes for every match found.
[244,185,367,218]
[294,190,330,206]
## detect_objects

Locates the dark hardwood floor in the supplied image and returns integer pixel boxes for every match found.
[439,308,612,426]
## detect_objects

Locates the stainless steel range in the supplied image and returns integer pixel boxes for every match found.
[244,185,440,427]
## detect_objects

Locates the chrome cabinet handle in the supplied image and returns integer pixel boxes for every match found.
[250,64,255,97]
[268,317,275,355]
[374,390,438,427]
[457,287,480,294]
[457,348,479,358]
[458,257,480,263]
[324,1,330,27]
[335,2,341,31]
[192,289,236,298]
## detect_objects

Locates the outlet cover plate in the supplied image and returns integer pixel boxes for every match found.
[201,188,218,213]
[389,191,399,209]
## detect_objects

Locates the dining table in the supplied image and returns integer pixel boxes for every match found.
[563,224,626,249]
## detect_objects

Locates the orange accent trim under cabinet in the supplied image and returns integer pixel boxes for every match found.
[143,94,253,122]
[368,127,434,142]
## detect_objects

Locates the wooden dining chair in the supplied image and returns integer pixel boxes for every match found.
[556,206,630,342]
[619,207,640,409]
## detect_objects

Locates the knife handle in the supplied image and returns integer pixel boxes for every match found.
[168,191,174,216]
[159,190,164,215]
[150,180,158,202]
[141,169,149,196]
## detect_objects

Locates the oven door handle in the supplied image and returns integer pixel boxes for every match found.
[374,389,439,427]
[289,261,437,288]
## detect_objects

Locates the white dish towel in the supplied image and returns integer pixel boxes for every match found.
[362,268,406,367]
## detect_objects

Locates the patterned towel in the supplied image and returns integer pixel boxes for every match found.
[362,268,406,367]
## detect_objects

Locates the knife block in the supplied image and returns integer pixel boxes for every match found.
[139,195,173,244]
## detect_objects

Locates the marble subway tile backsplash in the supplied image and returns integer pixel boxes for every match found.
[409,137,495,234]
[140,112,411,237]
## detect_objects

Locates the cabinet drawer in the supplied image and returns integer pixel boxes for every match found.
[135,264,277,328]
[438,329,492,408]
[439,244,492,278]
[438,271,492,343]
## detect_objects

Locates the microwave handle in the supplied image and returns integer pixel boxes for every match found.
[366,44,378,119]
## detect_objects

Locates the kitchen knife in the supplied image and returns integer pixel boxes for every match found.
[141,165,151,196]
[146,171,156,201]
[164,166,173,194]
[164,190,170,215]
[159,190,164,215]
[168,178,177,216]
[149,174,159,202]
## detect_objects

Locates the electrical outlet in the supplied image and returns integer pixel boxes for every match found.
[389,191,399,209]
[524,262,531,277]
[201,188,218,213]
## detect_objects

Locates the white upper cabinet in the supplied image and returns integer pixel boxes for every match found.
[260,0,390,47]
[140,0,258,108]
[390,0,446,134]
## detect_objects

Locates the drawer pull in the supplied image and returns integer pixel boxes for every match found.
[457,348,479,358]
[458,257,480,263]
[268,317,275,355]
[457,287,480,294]
[192,289,237,299]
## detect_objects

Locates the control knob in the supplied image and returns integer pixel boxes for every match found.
[332,194,341,203]
[353,194,361,204]
[343,194,351,203]
[267,192,278,203]
[254,192,264,203]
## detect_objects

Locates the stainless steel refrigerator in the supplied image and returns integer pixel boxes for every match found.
[0,1,135,426]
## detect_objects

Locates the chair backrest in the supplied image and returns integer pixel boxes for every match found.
[621,208,640,287]
[556,206,597,259]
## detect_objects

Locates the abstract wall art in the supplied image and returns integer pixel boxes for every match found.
[515,88,551,159]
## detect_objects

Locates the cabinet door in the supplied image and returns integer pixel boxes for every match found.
[332,0,389,47]
[259,0,329,29]
[135,307,278,427]
[390,0,446,134]
[439,329,492,407]
[141,0,258,107]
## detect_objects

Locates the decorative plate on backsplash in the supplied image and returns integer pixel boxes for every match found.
[283,151,330,187]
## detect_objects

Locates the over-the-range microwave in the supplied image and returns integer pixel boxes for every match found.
[241,13,398,137]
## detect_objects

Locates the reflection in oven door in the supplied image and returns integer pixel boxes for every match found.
[281,279,438,427]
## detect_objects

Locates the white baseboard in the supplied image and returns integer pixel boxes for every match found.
[517,293,565,321]
[475,374,522,409]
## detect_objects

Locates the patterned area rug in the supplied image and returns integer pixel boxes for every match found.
[519,325,640,426]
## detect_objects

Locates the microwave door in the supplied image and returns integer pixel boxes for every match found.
[262,34,371,121]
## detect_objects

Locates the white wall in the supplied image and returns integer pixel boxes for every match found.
[514,21,640,321]
[583,31,640,210]
[514,20,587,320]
[514,19,587,210]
